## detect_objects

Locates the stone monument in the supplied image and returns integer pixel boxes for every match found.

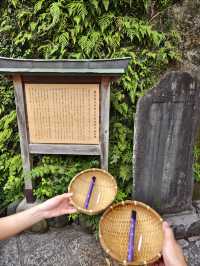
[133,71,200,214]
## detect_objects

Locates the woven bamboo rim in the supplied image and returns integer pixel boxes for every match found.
[68,168,117,215]
[99,200,163,265]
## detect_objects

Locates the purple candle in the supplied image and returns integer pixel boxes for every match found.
[84,176,96,209]
[127,210,137,262]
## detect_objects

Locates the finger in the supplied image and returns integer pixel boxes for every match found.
[59,207,77,215]
[66,208,77,214]
[69,198,74,206]
[62,193,73,198]
[66,203,76,209]
[64,206,77,211]
[162,221,175,243]
[50,193,73,202]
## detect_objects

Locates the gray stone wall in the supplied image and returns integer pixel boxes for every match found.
[155,0,200,79]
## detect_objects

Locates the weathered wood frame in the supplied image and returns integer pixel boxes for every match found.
[12,75,111,202]
[13,75,34,202]
[100,77,110,170]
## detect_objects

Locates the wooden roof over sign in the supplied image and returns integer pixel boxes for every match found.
[0,56,131,76]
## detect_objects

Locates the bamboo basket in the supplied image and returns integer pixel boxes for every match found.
[99,200,163,265]
[68,168,117,215]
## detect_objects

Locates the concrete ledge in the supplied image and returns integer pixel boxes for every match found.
[163,202,200,239]
[16,198,48,233]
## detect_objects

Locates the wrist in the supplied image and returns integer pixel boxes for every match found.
[27,204,46,222]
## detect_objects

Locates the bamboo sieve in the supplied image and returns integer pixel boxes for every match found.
[99,200,163,265]
[68,168,117,215]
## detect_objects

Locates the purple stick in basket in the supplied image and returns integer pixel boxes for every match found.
[84,176,96,209]
[127,210,137,262]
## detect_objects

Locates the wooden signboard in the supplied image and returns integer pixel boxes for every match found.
[25,83,99,145]
[0,57,130,202]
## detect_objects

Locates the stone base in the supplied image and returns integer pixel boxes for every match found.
[47,215,69,228]
[16,198,48,233]
[16,197,41,212]
[163,202,200,239]
[7,199,22,216]
[78,215,96,234]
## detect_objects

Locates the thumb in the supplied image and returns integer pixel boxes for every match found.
[162,221,175,243]
[162,221,187,266]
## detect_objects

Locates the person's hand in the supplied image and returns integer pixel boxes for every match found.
[36,193,77,219]
[0,193,77,240]
[150,221,187,266]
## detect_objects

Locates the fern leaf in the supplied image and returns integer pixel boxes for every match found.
[34,0,45,13]
[103,0,109,11]
[49,2,61,27]
[98,13,114,32]
[67,2,87,20]
[91,0,98,10]
[10,0,18,8]
[59,32,69,47]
